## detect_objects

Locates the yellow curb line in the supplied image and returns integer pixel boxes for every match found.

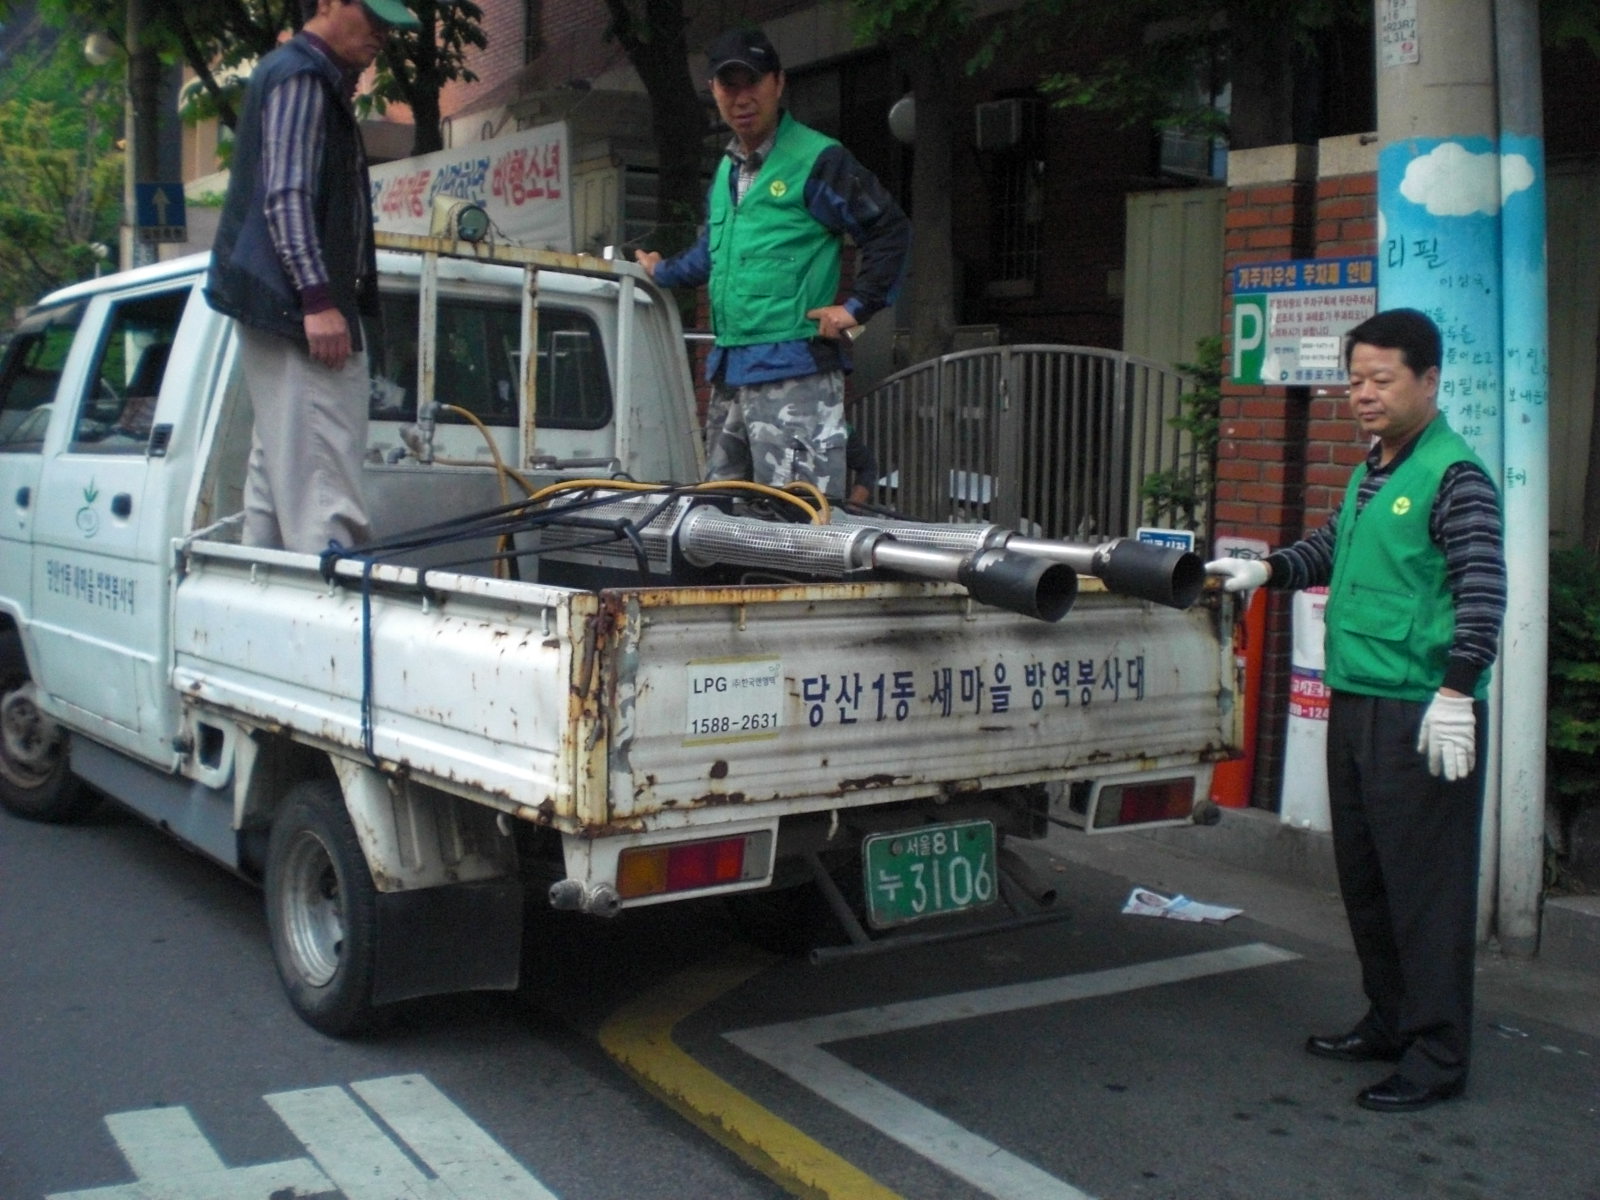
[597,948,905,1200]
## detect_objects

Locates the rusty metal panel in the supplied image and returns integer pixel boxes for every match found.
[171,543,593,825]
[603,585,1235,824]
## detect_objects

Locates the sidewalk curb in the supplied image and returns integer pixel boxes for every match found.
[1133,807,1600,978]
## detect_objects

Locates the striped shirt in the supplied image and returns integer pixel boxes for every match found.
[260,34,367,315]
[1268,426,1506,694]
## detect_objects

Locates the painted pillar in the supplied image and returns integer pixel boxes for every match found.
[1375,0,1505,941]
[1493,0,1549,958]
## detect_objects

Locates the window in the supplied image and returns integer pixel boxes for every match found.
[70,288,187,453]
[523,0,543,65]
[373,295,612,431]
[0,303,82,452]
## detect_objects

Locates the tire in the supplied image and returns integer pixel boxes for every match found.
[0,632,93,823]
[264,779,380,1036]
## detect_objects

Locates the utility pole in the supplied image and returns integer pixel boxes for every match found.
[125,0,162,268]
[1490,0,1549,959]
[1372,0,1548,953]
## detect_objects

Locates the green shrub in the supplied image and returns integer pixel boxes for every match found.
[1547,547,1600,838]
[1141,335,1222,533]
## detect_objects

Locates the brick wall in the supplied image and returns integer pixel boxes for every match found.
[1216,137,1377,810]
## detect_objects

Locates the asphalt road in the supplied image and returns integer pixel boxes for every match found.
[4,796,1597,1200]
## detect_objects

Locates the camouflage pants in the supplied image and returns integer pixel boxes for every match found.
[705,371,847,497]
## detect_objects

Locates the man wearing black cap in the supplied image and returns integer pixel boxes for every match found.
[206,0,420,554]
[636,27,910,497]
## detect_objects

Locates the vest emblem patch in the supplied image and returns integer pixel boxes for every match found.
[769,179,788,198]
[1391,495,1412,515]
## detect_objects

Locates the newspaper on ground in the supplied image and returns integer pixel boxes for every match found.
[1122,886,1242,923]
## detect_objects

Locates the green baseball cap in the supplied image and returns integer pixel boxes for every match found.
[361,0,421,32]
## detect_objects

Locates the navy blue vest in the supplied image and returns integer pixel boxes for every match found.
[205,36,377,349]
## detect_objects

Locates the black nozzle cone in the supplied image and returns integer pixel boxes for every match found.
[1096,541,1206,609]
[958,550,1078,622]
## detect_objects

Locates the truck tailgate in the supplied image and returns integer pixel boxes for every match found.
[605,583,1236,822]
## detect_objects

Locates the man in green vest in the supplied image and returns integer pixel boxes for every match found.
[1206,308,1506,1113]
[635,27,910,498]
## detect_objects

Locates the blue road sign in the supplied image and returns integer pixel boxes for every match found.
[134,182,187,243]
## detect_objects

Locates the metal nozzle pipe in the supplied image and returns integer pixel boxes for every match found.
[829,514,1205,610]
[867,541,1077,622]
[1009,536,1205,610]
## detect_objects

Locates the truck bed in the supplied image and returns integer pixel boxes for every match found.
[172,540,1237,838]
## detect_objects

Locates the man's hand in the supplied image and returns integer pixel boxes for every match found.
[806,305,859,341]
[1205,557,1270,594]
[634,249,662,278]
[304,308,352,371]
[1417,690,1476,781]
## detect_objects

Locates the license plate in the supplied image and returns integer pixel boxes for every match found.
[862,819,997,929]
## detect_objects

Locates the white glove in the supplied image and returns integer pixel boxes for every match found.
[1205,557,1270,594]
[1417,691,1476,781]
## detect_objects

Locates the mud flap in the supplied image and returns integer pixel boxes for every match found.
[372,877,524,1005]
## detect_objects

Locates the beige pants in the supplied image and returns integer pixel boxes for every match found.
[236,324,373,554]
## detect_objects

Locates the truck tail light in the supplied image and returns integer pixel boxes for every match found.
[1093,777,1195,829]
[616,834,763,900]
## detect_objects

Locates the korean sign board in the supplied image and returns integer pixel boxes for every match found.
[1229,257,1377,387]
[369,123,572,251]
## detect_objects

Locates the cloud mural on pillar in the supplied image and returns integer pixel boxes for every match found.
[1396,142,1536,217]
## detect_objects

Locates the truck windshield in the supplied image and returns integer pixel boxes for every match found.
[0,303,83,452]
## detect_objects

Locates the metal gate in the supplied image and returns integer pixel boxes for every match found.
[850,345,1203,542]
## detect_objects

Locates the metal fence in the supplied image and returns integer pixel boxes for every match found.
[850,344,1206,543]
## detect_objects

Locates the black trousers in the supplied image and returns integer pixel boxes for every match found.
[1325,691,1487,1089]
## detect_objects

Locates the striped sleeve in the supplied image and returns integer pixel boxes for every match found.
[1432,460,1506,691]
[1268,514,1338,590]
[261,73,333,312]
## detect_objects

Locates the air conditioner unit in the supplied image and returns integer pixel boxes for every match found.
[975,99,1037,151]
[1158,129,1220,180]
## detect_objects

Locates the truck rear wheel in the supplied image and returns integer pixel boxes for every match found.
[0,632,93,823]
[265,779,380,1036]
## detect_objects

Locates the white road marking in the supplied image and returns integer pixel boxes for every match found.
[350,1075,557,1198]
[52,1074,559,1200]
[726,942,1301,1200]
[47,1105,331,1200]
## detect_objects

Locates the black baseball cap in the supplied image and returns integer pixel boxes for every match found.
[707,28,781,79]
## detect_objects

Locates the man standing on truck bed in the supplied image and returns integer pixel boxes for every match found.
[204,0,420,554]
[635,26,910,499]
[1207,308,1506,1114]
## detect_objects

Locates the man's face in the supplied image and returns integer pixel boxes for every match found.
[315,0,390,69]
[711,66,784,147]
[1347,343,1439,449]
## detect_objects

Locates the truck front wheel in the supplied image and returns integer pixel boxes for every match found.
[265,780,380,1036]
[0,632,92,823]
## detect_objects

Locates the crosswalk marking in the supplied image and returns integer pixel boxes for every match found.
[266,1083,451,1200]
[353,1075,557,1199]
[49,1106,331,1200]
[51,1074,558,1200]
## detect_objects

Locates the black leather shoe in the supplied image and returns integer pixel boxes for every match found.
[1356,1073,1465,1113]
[1305,1031,1404,1063]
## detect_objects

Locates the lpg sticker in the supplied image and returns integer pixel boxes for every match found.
[685,657,783,744]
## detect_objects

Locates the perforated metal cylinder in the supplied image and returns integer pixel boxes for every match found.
[677,507,879,574]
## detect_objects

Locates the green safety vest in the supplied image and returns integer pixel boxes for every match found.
[1323,415,1494,701]
[707,113,842,347]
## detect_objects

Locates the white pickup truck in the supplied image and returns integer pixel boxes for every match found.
[0,235,1238,1033]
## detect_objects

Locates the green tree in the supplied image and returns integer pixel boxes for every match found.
[26,0,484,156]
[0,12,123,321]
[601,0,706,257]
[850,1,976,362]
